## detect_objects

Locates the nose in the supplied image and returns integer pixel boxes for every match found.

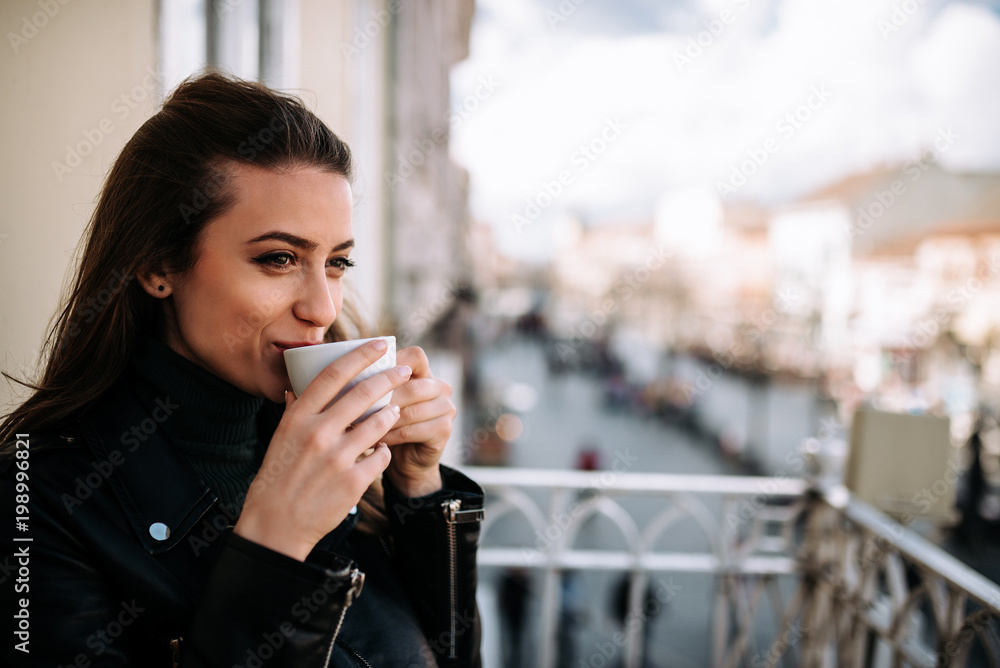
[293,269,338,328]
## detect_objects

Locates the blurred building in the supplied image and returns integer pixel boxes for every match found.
[387,0,475,342]
[798,163,1000,429]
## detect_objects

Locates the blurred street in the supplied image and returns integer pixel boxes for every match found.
[475,338,741,475]
[471,335,760,668]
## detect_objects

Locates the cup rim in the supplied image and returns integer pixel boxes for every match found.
[282,335,396,360]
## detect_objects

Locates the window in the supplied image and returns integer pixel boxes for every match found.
[159,0,295,95]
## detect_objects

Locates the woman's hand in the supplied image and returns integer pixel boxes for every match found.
[234,339,412,561]
[381,346,457,498]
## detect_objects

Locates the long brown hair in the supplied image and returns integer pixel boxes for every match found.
[2,71,392,530]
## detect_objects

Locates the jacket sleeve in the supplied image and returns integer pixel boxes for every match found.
[180,531,364,667]
[0,439,363,668]
[382,465,484,668]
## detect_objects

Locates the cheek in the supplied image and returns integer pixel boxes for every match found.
[180,275,285,350]
[182,290,247,354]
[229,284,292,341]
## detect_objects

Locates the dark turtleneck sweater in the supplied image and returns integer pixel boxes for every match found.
[125,335,268,512]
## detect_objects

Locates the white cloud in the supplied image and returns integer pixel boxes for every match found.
[909,2,1000,170]
[451,0,1000,259]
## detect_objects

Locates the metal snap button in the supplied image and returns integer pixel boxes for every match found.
[149,522,170,541]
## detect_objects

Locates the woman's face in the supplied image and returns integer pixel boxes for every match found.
[162,163,354,402]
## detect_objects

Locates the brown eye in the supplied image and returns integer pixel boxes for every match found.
[329,257,356,271]
[253,252,296,268]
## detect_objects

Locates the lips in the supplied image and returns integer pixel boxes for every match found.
[274,341,321,352]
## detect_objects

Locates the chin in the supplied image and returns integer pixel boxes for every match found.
[262,382,289,404]
[248,372,289,403]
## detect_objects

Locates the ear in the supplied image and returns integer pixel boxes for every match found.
[136,264,175,298]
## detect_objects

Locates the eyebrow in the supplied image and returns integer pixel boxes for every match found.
[246,231,354,253]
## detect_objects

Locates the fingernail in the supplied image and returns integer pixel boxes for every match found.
[372,339,388,351]
[389,404,401,415]
[396,365,412,379]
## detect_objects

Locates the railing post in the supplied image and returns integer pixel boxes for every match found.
[537,486,568,668]
[623,569,648,668]
[712,573,731,668]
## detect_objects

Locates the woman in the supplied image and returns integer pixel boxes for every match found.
[0,72,482,667]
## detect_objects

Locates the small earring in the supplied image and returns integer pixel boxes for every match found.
[157,285,164,292]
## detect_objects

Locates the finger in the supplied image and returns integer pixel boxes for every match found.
[396,346,432,378]
[396,395,456,427]
[331,365,412,428]
[354,441,391,477]
[293,339,391,414]
[390,377,452,408]
[383,414,454,448]
[348,402,403,451]
[305,404,399,474]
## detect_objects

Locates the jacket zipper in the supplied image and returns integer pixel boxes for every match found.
[441,499,483,660]
[341,641,374,668]
[323,567,365,667]
[443,500,461,660]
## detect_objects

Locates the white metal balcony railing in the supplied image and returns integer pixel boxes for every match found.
[462,465,1000,668]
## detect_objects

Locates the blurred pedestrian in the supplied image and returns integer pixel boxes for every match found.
[558,570,589,667]
[957,417,987,552]
[575,445,603,501]
[498,567,532,667]
[611,573,662,667]
[575,446,602,471]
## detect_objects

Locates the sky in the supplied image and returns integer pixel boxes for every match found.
[449,0,1000,261]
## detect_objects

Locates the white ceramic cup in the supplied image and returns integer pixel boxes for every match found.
[283,336,396,421]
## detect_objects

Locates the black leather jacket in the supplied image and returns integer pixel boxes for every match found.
[0,378,483,667]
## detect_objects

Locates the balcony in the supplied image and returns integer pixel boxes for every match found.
[467,466,1000,668]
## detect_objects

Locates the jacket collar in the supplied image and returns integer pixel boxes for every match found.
[79,378,280,555]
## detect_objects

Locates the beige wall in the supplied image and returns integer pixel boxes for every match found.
[0,0,157,413]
